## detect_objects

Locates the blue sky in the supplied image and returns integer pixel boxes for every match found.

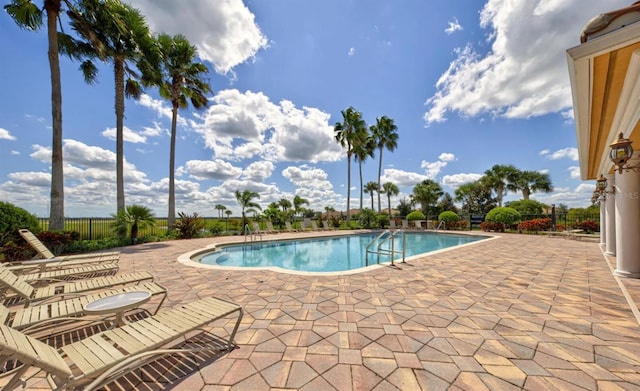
[0,0,627,217]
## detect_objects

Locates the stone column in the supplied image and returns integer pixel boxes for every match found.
[605,173,616,256]
[614,152,640,278]
[599,194,606,247]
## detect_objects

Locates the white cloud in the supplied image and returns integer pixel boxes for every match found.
[441,173,483,188]
[424,1,627,125]
[130,0,268,75]
[242,161,275,182]
[445,17,463,35]
[136,94,188,128]
[0,128,16,140]
[539,149,550,156]
[568,166,581,179]
[438,152,456,162]
[348,47,355,56]
[8,171,51,187]
[195,89,342,163]
[548,147,579,161]
[180,159,243,181]
[101,126,148,144]
[419,152,457,178]
[10,150,20,155]
[380,168,428,188]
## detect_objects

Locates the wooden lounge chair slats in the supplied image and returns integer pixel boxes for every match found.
[18,229,120,261]
[8,282,167,330]
[15,262,119,283]
[7,254,121,276]
[0,266,155,305]
[0,297,243,391]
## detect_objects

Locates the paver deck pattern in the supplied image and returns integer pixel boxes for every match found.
[8,231,640,390]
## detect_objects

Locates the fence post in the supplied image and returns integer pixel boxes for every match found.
[89,218,92,240]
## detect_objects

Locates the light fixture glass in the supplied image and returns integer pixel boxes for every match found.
[609,132,634,173]
[596,174,607,191]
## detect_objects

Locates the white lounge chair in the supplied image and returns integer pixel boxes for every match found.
[16,229,120,271]
[0,281,167,333]
[0,296,243,391]
[0,267,155,305]
[285,221,298,232]
[1,261,118,283]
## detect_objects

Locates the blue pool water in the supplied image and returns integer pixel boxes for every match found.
[198,232,485,272]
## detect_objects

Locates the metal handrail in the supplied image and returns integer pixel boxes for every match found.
[435,221,445,232]
[365,230,406,266]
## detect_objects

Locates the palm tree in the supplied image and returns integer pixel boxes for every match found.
[382,182,399,215]
[214,204,226,219]
[63,0,156,216]
[352,134,375,212]
[364,181,379,210]
[293,195,309,219]
[6,0,66,230]
[512,170,553,200]
[334,107,367,226]
[235,190,261,233]
[151,34,211,230]
[278,198,292,213]
[370,116,398,213]
[411,179,443,220]
[110,204,156,244]
[481,164,518,207]
[454,181,496,216]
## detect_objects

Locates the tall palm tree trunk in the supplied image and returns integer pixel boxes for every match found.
[387,194,392,215]
[377,148,383,213]
[346,151,351,225]
[168,103,178,230]
[47,0,64,231]
[358,160,364,212]
[114,57,126,215]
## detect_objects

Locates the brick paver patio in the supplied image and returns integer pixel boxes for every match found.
[10,232,640,390]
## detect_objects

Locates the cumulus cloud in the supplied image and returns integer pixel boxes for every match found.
[445,17,463,35]
[348,47,355,56]
[539,149,550,156]
[0,128,16,140]
[242,161,275,182]
[420,152,455,178]
[568,166,581,179]
[180,159,243,181]
[380,168,428,188]
[424,1,627,125]
[195,89,342,163]
[441,173,483,188]
[547,147,579,161]
[101,126,148,144]
[281,165,342,210]
[130,0,268,75]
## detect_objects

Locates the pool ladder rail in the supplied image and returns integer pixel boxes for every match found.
[365,229,406,266]
[244,224,262,243]
[435,221,445,232]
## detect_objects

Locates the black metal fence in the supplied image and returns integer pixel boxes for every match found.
[36,217,235,240]
[37,211,602,240]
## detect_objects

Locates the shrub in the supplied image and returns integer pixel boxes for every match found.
[328,215,342,228]
[406,211,425,221]
[358,208,378,229]
[377,213,390,229]
[174,212,205,239]
[480,221,504,232]
[446,220,469,230]
[37,231,79,255]
[485,207,521,231]
[110,205,156,244]
[517,218,552,233]
[505,199,545,215]
[438,211,459,225]
[208,221,225,235]
[575,220,599,234]
[0,202,39,247]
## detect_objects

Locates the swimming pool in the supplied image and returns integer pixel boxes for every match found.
[196,232,487,273]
